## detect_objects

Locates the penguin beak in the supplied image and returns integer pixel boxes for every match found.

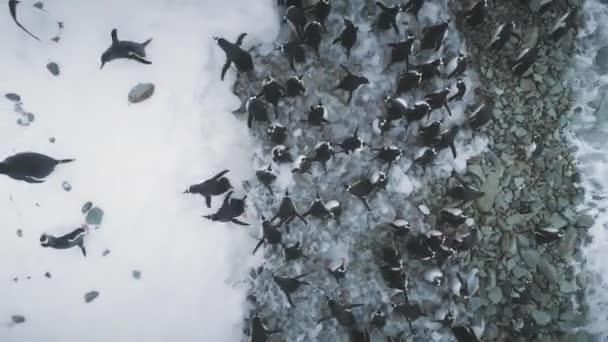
[100,62,106,70]
[182,189,190,194]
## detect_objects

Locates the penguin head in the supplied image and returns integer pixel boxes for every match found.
[383,95,392,103]
[203,214,218,221]
[40,234,50,247]
[0,162,7,174]
[100,50,111,69]
[359,76,370,85]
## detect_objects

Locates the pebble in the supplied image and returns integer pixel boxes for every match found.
[44,272,52,278]
[520,78,535,93]
[128,83,155,103]
[49,137,56,143]
[487,287,503,304]
[11,315,26,324]
[132,270,142,280]
[81,201,93,214]
[548,212,568,229]
[46,62,60,76]
[595,45,608,73]
[575,214,595,228]
[5,93,21,102]
[417,204,430,215]
[531,309,552,325]
[16,229,23,237]
[62,181,72,192]
[521,249,540,269]
[102,249,111,257]
[84,291,99,303]
[85,207,104,226]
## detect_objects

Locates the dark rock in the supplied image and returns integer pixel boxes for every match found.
[102,249,111,257]
[62,181,72,192]
[49,137,56,143]
[11,315,25,324]
[5,93,21,102]
[132,270,141,280]
[85,207,104,226]
[84,291,99,303]
[128,83,155,103]
[44,272,52,278]
[575,214,594,228]
[595,45,608,73]
[16,229,23,237]
[81,201,93,214]
[46,62,60,76]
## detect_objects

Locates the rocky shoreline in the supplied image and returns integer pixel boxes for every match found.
[230,1,597,341]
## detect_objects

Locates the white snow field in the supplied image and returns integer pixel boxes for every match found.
[0,1,278,341]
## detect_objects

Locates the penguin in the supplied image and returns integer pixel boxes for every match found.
[448,52,468,79]
[284,5,307,38]
[489,22,520,51]
[270,189,308,226]
[305,0,332,32]
[370,145,402,172]
[439,208,468,227]
[380,264,409,301]
[333,126,367,154]
[384,34,415,72]
[372,117,394,136]
[311,142,335,174]
[251,316,281,342]
[333,65,369,105]
[446,182,484,203]
[511,46,539,76]
[418,120,442,146]
[345,177,375,211]
[537,0,554,16]
[451,326,482,342]
[526,133,544,160]
[415,58,443,81]
[424,230,447,253]
[401,0,424,22]
[371,171,388,191]
[101,29,152,69]
[464,0,488,27]
[302,21,323,58]
[252,216,282,255]
[319,297,363,328]
[303,192,332,219]
[272,145,293,164]
[389,219,411,238]
[292,155,313,174]
[302,101,330,127]
[267,123,288,145]
[534,227,563,244]
[449,79,467,102]
[257,77,285,118]
[413,148,437,170]
[278,0,302,7]
[327,258,347,283]
[256,164,277,195]
[278,41,307,72]
[8,0,39,40]
[376,242,403,269]
[406,235,435,260]
[203,191,249,226]
[420,20,449,51]
[333,18,358,59]
[436,125,460,158]
[453,227,478,252]
[184,169,232,208]
[273,272,311,307]
[435,308,455,327]
[0,152,74,183]
[246,96,270,128]
[370,309,387,329]
[424,87,452,116]
[466,97,494,131]
[423,267,444,286]
[396,70,422,94]
[40,226,88,257]
[405,101,431,124]
[214,33,253,80]
[284,75,306,97]
[373,2,401,34]
[384,96,408,121]
[351,329,371,342]
[392,302,424,329]
[283,241,310,261]
[550,10,577,43]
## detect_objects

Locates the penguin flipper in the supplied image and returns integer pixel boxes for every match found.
[444,103,452,116]
[252,239,264,255]
[10,175,44,183]
[450,143,457,159]
[285,293,296,308]
[346,91,354,105]
[235,33,247,47]
[79,245,87,257]
[205,195,212,208]
[359,197,371,211]
[213,169,230,180]
[128,53,152,65]
[295,212,308,225]
[111,29,118,44]
[221,59,231,81]
[231,218,250,226]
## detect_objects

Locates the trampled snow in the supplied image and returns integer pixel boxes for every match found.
[0,0,278,341]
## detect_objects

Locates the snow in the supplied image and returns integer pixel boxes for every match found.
[0,0,278,341]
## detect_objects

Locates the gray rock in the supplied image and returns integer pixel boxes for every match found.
[62,181,72,192]
[521,249,540,268]
[469,297,482,311]
[557,227,577,259]
[512,266,528,279]
[559,280,576,293]
[5,93,21,102]
[479,166,504,213]
[487,287,503,304]
[595,45,608,73]
[102,249,111,257]
[44,272,51,278]
[16,229,23,237]
[85,207,104,226]
[84,291,99,303]
[520,78,535,93]
[128,83,155,104]
[49,137,56,143]
[538,257,558,283]
[575,214,595,228]
[81,201,93,214]
[132,270,141,280]
[531,310,552,325]
[548,212,568,229]
[46,62,60,76]
[11,315,25,324]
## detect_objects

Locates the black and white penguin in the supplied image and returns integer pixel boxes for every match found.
[267,123,288,145]
[183,169,232,208]
[370,309,387,329]
[537,0,555,16]
[213,33,253,80]
[424,87,452,116]
[489,22,520,51]
[302,101,330,127]
[203,191,249,226]
[273,273,311,307]
[423,267,444,286]
[447,52,468,79]
[246,96,270,128]
[292,155,313,174]
[406,235,436,260]
[0,152,74,183]
[40,226,88,257]
[283,5,307,38]
[418,119,442,146]
[256,164,277,195]
[451,325,482,342]
[453,226,478,252]
[372,117,395,136]
[446,182,484,203]
[251,316,281,342]
[376,242,403,269]
[325,200,342,222]
[392,302,424,329]
[282,241,310,261]
[372,1,402,34]
[415,58,443,81]
[302,192,332,219]
[344,177,376,211]
[550,10,577,43]
[379,263,409,301]
[466,97,494,131]
[371,171,388,190]
[252,216,282,255]
[305,0,332,32]
[464,0,488,27]
[272,145,293,164]
[436,125,460,158]
[449,79,467,102]
[278,41,307,72]
[389,219,411,238]
[270,189,308,226]
[284,75,306,97]
[401,0,424,22]
[396,70,423,94]
[414,147,437,170]
[327,258,347,283]
[8,0,39,40]
[511,46,539,76]
[384,34,415,72]
[370,145,402,172]
[311,142,335,174]
[384,96,408,121]
[257,77,285,118]
[333,65,369,105]
[405,101,431,124]
[319,297,363,328]
[334,126,367,154]
[525,133,544,160]
[100,29,152,69]
[420,20,449,51]
[439,208,468,227]
[534,227,563,244]
[302,21,323,58]
[333,18,358,59]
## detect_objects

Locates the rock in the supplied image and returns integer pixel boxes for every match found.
[132,270,141,280]
[557,227,577,259]
[531,309,551,325]
[49,137,56,143]
[33,2,44,10]
[595,45,608,73]
[11,315,26,324]
[62,181,72,192]
[469,297,482,311]
[128,83,155,103]
[81,201,93,214]
[5,93,21,102]
[559,280,576,293]
[85,207,104,226]
[520,78,535,93]
[575,214,594,228]
[102,249,111,257]
[548,212,568,229]
[512,266,528,279]
[46,62,60,76]
[84,291,99,303]
[44,272,51,278]
[521,249,540,269]
[479,166,504,213]
[16,229,23,237]
[538,257,558,283]
[487,287,503,304]
[418,204,430,215]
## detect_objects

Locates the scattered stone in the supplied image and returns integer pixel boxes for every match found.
[62,181,72,192]
[11,315,26,324]
[85,207,104,226]
[44,272,51,278]
[132,270,142,280]
[520,78,535,93]
[559,280,576,293]
[531,309,552,326]
[16,229,23,237]
[102,249,110,257]
[575,214,594,228]
[548,212,568,229]
[46,62,60,76]
[5,93,21,102]
[558,227,577,259]
[84,291,99,303]
[49,137,55,143]
[469,297,482,311]
[595,45,608,73]
[521,249,540,269]
[487,287,503,304]
[418,204,430,215]
[128,83,155,104]
[33,2,44,10]
[538,257,558,283]
[82,201,93,214]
